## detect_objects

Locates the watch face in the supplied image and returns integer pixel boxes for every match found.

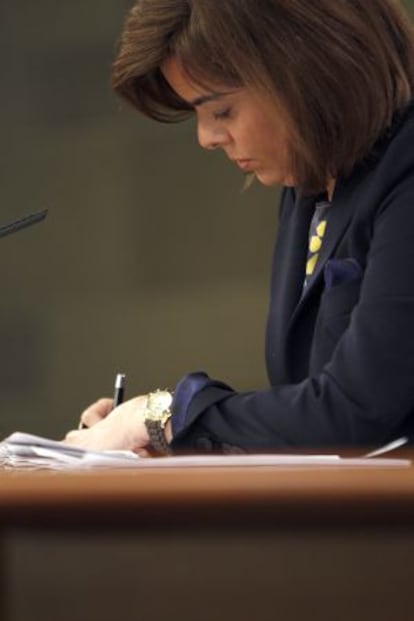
[148,390,173,413]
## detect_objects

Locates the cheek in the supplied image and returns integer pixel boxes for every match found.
[254,135,295,186]
[249,122,289,160]
[231,126,252,148]
[267,132,292,165]
[260,140,291,169]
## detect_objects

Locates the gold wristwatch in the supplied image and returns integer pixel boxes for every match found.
[143,389,173,455]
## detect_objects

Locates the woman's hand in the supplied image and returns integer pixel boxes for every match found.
[64,396,151,455]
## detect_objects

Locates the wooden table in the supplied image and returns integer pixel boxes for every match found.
[1,464,414,620]
[1,464,414,529]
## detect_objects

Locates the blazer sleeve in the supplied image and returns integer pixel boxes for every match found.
[171,164,414,452]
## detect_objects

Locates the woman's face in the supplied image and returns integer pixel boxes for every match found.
[161,57,295,187]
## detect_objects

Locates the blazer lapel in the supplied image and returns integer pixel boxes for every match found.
[273,192,316,326]
[291,178,359,316]
[266,190,315,383]
[267,179,360,384]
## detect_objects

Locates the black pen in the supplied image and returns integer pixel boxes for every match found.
[78,373,126,429]
[113,373,126,408]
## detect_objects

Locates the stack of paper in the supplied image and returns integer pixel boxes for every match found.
[0,432,140,470]
[0,432,410,470]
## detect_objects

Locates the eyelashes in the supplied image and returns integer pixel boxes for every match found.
[213,107,232,120]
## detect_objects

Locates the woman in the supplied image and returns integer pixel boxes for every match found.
[65,0,414,454]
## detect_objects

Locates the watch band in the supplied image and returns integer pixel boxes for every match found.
[145,418,172,455]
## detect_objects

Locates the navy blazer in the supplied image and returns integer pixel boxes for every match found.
[172,103,414,451]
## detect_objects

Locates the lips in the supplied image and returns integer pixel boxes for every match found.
[235,159,254,171]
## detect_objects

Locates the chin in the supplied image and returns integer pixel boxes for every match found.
[256,170,295,187]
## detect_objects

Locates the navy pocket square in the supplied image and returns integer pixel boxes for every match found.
[324,258,363,289]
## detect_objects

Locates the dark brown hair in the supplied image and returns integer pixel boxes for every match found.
[111,0,414,192]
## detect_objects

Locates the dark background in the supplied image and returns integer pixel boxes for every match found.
[0,0,413,439]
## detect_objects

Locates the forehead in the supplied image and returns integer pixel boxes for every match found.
[161,57,217,103]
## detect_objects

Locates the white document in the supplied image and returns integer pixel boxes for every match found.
[0,432,410,471]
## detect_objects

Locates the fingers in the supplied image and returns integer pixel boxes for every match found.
[134,448,151,457]
[64,429,87,447]
[79,398,114,429]
[64,429,151,458]
[65,395,151,453]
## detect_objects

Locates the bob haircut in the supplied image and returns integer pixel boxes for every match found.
[111,0,414,192]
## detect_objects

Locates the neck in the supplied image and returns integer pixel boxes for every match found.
[327,178,336,201]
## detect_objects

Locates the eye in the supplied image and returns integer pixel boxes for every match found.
[213,107,232,121]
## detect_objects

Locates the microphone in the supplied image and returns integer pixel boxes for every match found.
[0,209,48,239]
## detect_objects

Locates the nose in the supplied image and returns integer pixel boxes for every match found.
[197,120,230,151]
